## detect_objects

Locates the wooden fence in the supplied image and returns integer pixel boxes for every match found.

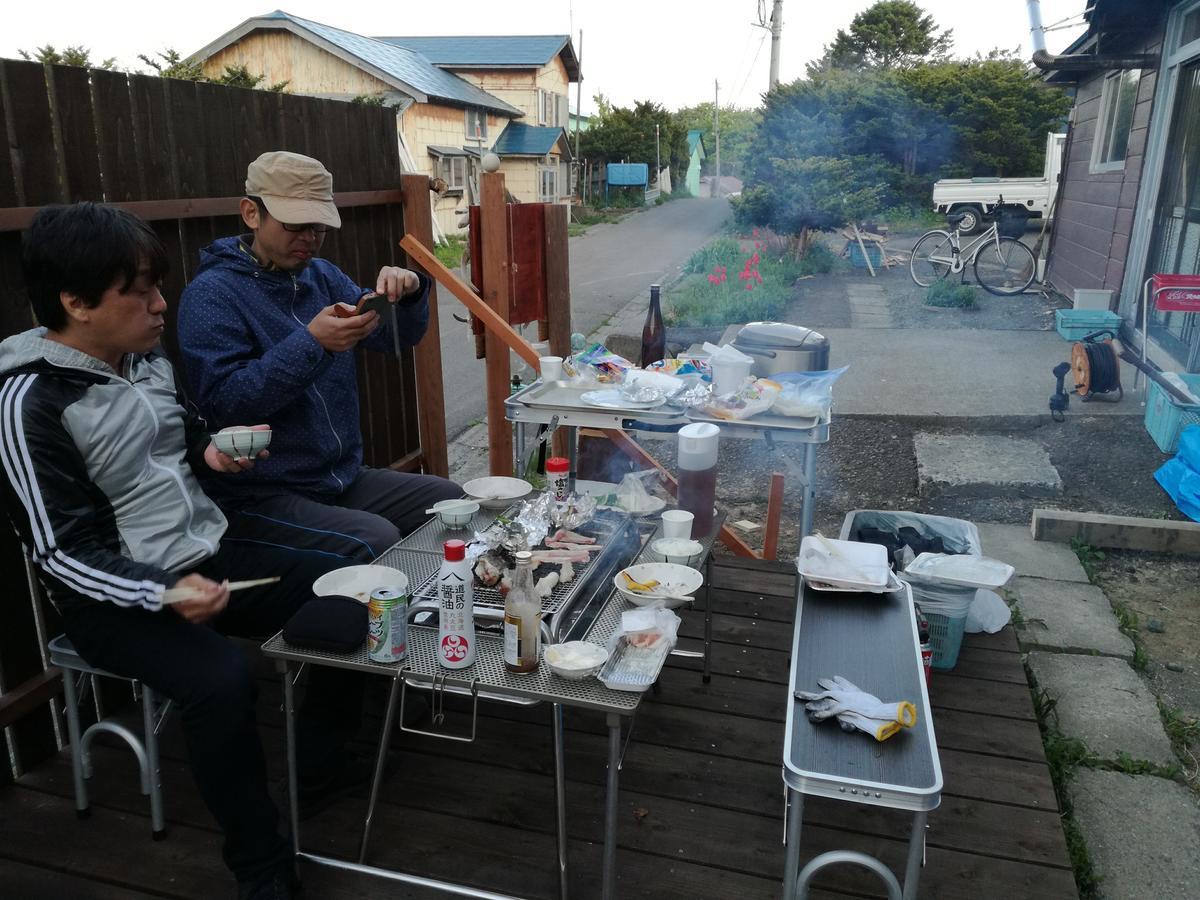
[0,59,447,779]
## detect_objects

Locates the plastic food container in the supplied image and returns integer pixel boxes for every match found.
[795,536,893,592]
[543,642,609,680]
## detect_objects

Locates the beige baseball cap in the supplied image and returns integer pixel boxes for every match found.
[245,151,342,229]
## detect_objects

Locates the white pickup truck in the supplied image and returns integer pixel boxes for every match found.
[932,132,1066,234]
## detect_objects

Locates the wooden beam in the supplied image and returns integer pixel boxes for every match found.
[400,174,448,479]
[480,172,514,475]
[762,472,785,561]
[398,236,540,369]
[0,668,62,731]
[1031,508,1200,553]
[0,189,408,232]
[597,428,759,558]
[387,447,426,474]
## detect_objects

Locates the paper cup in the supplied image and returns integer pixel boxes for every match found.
[711,357,752,396]
[540,356,564,381]
[661,509,694,539]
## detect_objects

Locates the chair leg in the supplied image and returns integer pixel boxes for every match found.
[141,685,167,840]
[61,670,91,820]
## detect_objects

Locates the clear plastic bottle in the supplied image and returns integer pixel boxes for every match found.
[437,539,476,669]
[503,551,541,674]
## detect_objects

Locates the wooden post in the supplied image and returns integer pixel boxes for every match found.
[400,174,448,478]
[544,203,572,458]
[762,472,785,561]
[480,172,514,475]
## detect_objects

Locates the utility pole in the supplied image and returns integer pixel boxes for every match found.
[713,79,721,199]
[655,123,660,187]
[769,0,783,90]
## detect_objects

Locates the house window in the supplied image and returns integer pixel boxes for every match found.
[539,165,558,202]
[1091,69,1141,172]
[443,155,467,191]
[465,109,488,141]
[538,90,562,127]
[1184,8,1200,45]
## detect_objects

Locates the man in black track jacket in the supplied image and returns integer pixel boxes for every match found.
[0,203,362,900]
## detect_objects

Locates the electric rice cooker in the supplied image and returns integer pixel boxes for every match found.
[731,322,830,377]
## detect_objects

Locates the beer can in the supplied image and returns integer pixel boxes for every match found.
[368,585,408,663]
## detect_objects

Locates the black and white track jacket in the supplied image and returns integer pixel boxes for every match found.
[0,329,227,613]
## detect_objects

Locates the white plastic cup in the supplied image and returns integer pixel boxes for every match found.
[661,509,694,539]
[711,357,753,396]
[540,356,563,381]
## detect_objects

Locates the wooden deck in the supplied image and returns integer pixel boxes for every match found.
[0,557,1077,899]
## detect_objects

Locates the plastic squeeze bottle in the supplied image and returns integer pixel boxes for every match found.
[676,422,719,537]
[437,540,476,669]
[503,551,541,674]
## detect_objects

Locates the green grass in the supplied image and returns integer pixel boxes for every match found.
[568,223,588,237]
[1070,539,1105,582]
[924,279,978,308]
[433,236,466,269]
[665,255,805,327]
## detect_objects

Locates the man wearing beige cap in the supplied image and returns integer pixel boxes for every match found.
[178,151,460,562]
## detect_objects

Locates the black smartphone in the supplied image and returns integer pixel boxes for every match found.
[355,292,392,317]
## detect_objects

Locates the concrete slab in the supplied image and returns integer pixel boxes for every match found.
[1013,577,1134,658]
[1068,769,1200,900]
[914,433,1063,498]
[826,328,1139,416]
[1026,652,1175,766]
[976,523,1090,582]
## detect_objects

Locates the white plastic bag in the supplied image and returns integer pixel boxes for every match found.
[772,367,849,418]
[965,589,1012,634]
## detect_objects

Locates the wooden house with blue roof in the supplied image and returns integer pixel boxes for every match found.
[686,130,707,197]
[188,12,578,234]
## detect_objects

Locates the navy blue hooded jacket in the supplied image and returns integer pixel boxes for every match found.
[177,236,430,498]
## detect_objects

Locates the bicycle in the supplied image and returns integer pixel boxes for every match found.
[909,210,1036,296]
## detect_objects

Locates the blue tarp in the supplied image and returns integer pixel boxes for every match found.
[1154,424,1200,521]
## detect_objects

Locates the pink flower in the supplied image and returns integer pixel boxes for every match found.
[745,282,754,291]
[751,253,760,265]
[756,272,763,284]
[752,228,760,237]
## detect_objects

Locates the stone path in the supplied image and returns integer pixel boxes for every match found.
[981,523,1200,899]
[845,282,894,328]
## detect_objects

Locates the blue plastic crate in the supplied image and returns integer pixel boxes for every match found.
[1054,309,1122,341]
[1144,373,1200,453]
[926,608,968,670]
[849,242,882,268]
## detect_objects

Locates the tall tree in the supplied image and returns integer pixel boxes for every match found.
[581,100,689,187]
[20,45,116,70]
[812,1,953,72]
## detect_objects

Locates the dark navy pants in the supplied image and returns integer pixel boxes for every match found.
[62,541,361,884]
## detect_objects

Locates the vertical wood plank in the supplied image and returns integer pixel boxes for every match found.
[90,70,140,202]
[0,232,34,336]
[1,60,59,205]
[480,172,512,475]
[401,174,448,478]
[762,472,786,561]
[48,65,103,202]
[0,64,17,207]
[128,75,173,199]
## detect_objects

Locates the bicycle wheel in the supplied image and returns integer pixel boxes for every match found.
[910,231,954,287]
[973,237,1036,295]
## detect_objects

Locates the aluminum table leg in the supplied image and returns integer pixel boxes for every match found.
[358,673,403,863]
[281,664,301,877]
[553,703,569,899]
[800,444,816,538]
[601,713,622,900]
[782,787,804,899]
[902,809,928,900]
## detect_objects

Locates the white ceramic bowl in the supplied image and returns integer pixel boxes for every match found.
[429,498,480,529]
[649,538,705,568]
[212,427,272,459]
[543,641,609,680]
[462,476,533,510]
[312,565,408,604]
[613,563,704,609]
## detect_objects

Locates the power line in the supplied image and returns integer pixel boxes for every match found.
[734,31,769,107]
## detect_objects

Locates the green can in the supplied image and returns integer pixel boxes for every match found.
[367,585,408,662]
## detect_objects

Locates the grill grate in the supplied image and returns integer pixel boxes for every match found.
[398,507,503,554]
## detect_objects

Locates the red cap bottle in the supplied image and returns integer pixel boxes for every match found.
[444,539,466,561]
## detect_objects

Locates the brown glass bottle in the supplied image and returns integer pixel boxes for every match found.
[503,552,541,674]
[639,284,666,368]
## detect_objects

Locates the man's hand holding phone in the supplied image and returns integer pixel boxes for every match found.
[309,297,383,351]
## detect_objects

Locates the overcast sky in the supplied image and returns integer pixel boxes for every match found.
[1,1,1089,114]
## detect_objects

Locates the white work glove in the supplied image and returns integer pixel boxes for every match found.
[835,711,905,742]
[794,675,916,728]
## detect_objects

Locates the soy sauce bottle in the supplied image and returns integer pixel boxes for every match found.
[639,284,665,368]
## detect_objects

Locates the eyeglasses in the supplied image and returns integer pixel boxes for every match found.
[279,221,331,234]
[246,197,331,233]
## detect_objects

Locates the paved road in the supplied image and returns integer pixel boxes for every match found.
[434,197,731,439]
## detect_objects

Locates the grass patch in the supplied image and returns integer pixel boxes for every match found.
[683,237,743,274]
[924,279,978,308]
[881,204,944,233]
[433,236,466,269]
[1158,699,1200,788]
[568,223,588,237]
[1070,539,1105,582]
[797,242,846,275]
[666,255,804,327]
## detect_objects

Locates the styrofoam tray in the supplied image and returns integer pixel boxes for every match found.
[796,536,891,591]
[902,553,1015,590]
[806,569,905,593]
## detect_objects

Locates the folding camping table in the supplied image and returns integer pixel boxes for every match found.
[781,581,942,899]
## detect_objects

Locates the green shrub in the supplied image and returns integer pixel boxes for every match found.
[882,205,944,233]
[433,236,466,269]
[925,279,978,308]
[683,237,743,274]
[797,243,845,275]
